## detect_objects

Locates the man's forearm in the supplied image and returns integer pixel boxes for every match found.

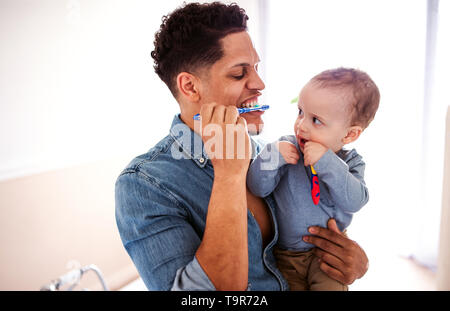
[195,173,248,291]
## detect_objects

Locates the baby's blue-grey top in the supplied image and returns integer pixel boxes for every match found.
[246,135,369,251]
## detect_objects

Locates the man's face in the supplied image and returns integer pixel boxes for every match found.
[198,31,266,134]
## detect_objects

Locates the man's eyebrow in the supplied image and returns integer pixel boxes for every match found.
[231,63,250,68]
[231,60,261,68]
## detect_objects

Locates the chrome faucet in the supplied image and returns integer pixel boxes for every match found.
[40,264,109,291]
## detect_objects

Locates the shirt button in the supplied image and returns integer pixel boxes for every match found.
[199,158,205,164]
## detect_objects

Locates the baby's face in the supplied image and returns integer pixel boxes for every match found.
[294,82,352,153]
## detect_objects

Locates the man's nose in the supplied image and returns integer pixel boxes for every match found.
[247,68,265,91]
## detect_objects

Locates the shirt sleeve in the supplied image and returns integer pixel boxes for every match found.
[115,171,215,291]
[171,257,216,290]
[313,149,369,213]
[246,140,288,198]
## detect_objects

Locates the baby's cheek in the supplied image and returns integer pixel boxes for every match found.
[312,137,332,151]
[328,139,343,153]
[293,120,300,134]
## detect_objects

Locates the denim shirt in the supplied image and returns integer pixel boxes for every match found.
[115,114,288,291]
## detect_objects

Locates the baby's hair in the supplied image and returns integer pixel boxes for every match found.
[310,67,380,129]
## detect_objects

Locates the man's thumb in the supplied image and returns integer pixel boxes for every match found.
[327,218,342,234]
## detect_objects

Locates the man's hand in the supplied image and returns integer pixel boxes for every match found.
[196,104,251,176]
[276,141,300,165]
[303,141,328,166]
[303,218,369,285]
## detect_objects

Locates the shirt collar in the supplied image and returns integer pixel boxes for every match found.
[169,114,209,168]
[169,114,262,168]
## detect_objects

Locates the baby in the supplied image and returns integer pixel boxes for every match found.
[247,67,380,291]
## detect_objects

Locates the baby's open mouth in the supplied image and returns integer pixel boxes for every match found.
[298,137,308,149]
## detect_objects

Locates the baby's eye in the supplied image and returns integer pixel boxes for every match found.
[313,117,322,125]
[298,108,303,116]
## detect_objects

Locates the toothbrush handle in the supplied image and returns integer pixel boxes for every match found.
[237,105,270,113]
[310,165,320,205]
[193,105,269,120]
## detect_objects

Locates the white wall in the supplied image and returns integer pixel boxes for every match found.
[260,0,428,259]
[413,0,450,268]
[0,0,261,181]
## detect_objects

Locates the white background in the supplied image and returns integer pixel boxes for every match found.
[1,0,449,269]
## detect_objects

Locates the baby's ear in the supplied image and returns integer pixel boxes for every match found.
[342,125,363,145]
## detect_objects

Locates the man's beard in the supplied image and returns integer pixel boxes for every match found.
[248,123,264,136]
[245,117,264,136]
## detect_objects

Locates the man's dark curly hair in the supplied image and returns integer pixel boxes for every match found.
[151,2,249,97]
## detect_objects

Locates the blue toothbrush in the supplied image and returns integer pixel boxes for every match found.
[193,105,270,120]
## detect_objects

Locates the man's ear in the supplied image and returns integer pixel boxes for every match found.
[342,125,363,144]
[176,72,201,102]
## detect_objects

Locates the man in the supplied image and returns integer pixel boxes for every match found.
[115,2,368,291]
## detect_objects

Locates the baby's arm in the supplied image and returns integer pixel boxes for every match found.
[247,140,297,197]
[314,149,369,213]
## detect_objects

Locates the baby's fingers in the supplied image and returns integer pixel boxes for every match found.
[285,157,298,165]
[304,155,311,167]
[285,152,299,164]
[291,151,300,162]
[289,144,300,154]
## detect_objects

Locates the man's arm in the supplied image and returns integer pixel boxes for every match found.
[194,104,252,291]
[195,173,249,290]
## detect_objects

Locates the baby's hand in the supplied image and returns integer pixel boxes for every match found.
[276,141,300,165]
[303,141,328,166]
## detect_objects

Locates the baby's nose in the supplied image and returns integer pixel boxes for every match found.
[297,120,308,133]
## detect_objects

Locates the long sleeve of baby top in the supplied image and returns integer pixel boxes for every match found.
[247,135,369,251]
